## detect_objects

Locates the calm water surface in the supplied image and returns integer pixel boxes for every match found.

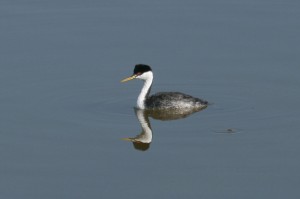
[1,0,300,198]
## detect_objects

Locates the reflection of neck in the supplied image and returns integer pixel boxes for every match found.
[135,109,152,143]
[137,74,153,109]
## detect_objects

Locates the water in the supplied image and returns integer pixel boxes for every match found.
[1,0,300,198]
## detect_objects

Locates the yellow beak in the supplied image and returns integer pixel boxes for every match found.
[122,138,135,141]
[121,75,137,83]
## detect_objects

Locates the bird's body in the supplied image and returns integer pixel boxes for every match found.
[121,64,208,110]
[146,92,207,109]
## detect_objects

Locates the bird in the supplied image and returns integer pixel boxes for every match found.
[121,64,208,110]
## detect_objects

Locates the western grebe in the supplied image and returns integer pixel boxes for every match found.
[121,64,208,110]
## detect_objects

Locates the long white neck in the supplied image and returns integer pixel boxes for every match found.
[137,71,153,109]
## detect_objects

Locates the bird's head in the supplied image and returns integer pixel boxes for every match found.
[121,64,153,82]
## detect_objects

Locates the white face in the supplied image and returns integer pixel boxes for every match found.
[135,71,153,81]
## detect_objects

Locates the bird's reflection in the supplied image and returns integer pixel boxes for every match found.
[123,107,206,151]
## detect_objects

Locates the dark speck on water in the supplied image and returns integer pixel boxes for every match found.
[1,0,300,199]
[213,128,240,134]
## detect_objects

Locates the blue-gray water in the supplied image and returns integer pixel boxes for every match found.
[1,0,300,198]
